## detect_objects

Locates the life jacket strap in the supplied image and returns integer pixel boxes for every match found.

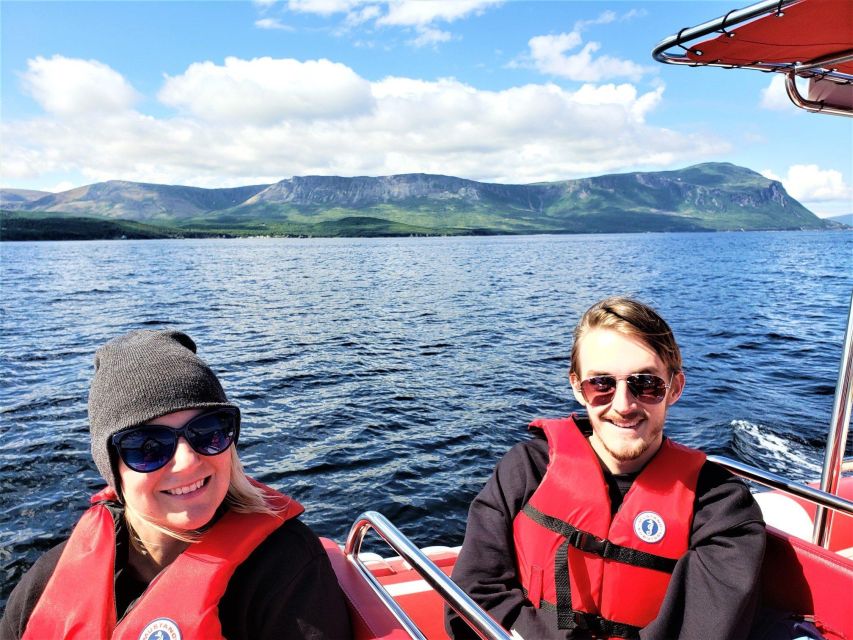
[522,503,677,572]
[522,589,643,639]
[522,502,676,636]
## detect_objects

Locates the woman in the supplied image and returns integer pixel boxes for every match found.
[1,330,351,640]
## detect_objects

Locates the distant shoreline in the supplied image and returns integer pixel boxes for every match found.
[1,214,848,242]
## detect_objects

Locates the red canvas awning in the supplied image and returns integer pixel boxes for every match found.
[686,0,853,74]
[653,0,853,115]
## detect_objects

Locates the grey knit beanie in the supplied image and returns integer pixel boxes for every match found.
[88,329,237,492]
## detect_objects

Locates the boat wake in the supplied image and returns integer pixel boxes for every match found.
[731,420,823,483]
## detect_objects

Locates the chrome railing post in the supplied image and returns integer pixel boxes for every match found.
[345,511,512,640]
[814,292,853,547]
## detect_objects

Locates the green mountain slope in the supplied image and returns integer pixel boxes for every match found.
[2,163,840,239]
[2,182,268,221]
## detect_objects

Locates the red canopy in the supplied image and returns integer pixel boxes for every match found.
[686,0,853,75]
[653,0,853,115]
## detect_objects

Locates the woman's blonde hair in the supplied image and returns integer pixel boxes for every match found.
[570,296,682,377]
[124,447,281,548]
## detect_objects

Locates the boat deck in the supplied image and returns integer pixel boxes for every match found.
[323,477,853,639]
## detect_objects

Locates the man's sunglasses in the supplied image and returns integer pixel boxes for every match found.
[111,407,240,473]
[578,373,673,407]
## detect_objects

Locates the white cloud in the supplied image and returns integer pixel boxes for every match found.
[408,26,452,48]
[345,4,382,26]
[760,75,792,111]
[3,55,731,189]
[47,180,77,193]
[574,10,617,30]
[21,55,139,116]
[158,57,375,124]
[763,165,853,203]
[520,11,651,82]
[287,0,365,17]
[255,18,294,30]
[377,0,502,27]
[529,32,583,63]
[281,0,500,45]
[528,39,647,82]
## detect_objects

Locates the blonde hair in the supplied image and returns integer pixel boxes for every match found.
[124,447,281,548]
[570,296,682,377]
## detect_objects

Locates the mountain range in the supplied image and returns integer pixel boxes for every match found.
[1,163,844,240]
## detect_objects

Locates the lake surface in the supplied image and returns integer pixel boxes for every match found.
[1,231,851,606]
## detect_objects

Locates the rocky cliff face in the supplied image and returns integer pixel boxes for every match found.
[245,174,559,209]
[562,164,809,218]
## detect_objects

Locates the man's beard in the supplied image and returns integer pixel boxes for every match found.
[598,419,663,462]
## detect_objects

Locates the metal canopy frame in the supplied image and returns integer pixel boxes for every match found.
[652,0,853,117]
[784,73,853,118]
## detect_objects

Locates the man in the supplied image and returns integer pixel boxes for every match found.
[446,296,765,639]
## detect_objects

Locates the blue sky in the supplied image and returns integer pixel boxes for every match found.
[2,0,851,216]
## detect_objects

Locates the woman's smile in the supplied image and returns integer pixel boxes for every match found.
[162,476,211,497]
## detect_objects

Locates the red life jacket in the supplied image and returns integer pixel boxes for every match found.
[23,482,303,640]
[512,416,705,639]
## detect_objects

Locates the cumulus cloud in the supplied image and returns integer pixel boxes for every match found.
[760,75,792,111]
[763,165,853,203]
[528,39,647,82]
[158,57,375,124]
[518,10,651,82]
[3,55,730,188]
[21,55,139,116]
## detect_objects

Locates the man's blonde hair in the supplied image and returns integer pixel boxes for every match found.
[570,296,682,377]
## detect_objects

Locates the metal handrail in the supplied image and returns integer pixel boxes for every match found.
[814,292,853,545]
[708,455,853,517]
[344,511,512,640]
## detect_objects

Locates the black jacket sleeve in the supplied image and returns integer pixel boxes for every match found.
[0,542,67,640]
[640,463,766,640]
[446,437,766,640]
[216,518,352,640]
[446,437,551,639]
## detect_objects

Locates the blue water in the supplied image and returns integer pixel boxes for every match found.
[1,231,851,606]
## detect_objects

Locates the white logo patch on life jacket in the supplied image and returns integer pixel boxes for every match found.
[138,618,182,640]
[633,511,666,543]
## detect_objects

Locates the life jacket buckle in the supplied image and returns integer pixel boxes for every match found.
[570,530,609,556]
[570,611,602,633]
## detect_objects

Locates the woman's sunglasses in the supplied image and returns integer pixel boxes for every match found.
[578,373,673,407]
[111,407,240,473]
